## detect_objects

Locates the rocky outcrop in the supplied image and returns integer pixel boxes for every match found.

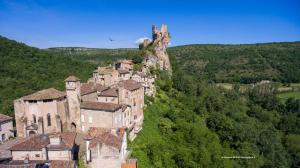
[141,24,172,73]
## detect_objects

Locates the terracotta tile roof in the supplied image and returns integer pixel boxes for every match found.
[99,87,118,97]
[0,114,12,123]
[22,88,66,101]
[94,66,117,75]
[9,134,50,151]
[80,101,123,112]
[119,79,143,91]
[47,132,76,150]
[121,163,137,168]
[1,160,75,168]
[118,69,130,74]
[49,160,75,168]
[81,83,108,95]
[9,133,76,151]
[85,127,124,149]
[64,75,80,82]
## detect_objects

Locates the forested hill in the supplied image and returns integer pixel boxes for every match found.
[0,36,96,116]
[168,42,300,83]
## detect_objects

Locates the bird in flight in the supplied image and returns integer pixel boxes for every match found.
[109,37,115,42]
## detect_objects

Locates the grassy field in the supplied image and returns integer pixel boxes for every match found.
[277,91,300,101]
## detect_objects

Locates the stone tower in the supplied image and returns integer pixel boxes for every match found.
[151,24,171,71]
[65,75,82,132]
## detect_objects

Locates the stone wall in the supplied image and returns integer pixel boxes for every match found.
[0,120,14,141]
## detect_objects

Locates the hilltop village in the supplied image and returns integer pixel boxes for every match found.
[0,24,171,168]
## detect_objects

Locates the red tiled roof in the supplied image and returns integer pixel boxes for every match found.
[9,134,50,151]
[9,133,76,151]
[22,88,66,101]
[47,132,76,150]
[99,87,118,97]
[119,79,143,91]
[81,83,108,95]
[64,75,80,82]
[80,101,122,112]
[85,127,124,149]
[49,160,75,168]
[0,114,12,123]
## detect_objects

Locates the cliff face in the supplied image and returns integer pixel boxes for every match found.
[142,24,172,73]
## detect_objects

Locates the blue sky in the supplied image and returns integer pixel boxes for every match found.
[0,0,299,48]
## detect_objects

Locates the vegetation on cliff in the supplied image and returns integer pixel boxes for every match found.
[131,66,300,167]
[0,36,299,167]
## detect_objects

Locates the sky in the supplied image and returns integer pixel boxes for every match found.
[0,0,299,48]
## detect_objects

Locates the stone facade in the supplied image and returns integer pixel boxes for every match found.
[0,114,14,142]
[80,102,132,132]
[85,127,129,168]
[14,89,67,137]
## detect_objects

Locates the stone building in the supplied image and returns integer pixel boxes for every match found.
[80,101,132,132]
[14,88,68,137]
[85,127,130,168]
[115,60,133,71]
[0,114,14,143]
[8,132,77,161]
[92,66,119,86]
[132,72,156,97]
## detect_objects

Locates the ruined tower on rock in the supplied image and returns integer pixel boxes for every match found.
[142,24,172,73]
[152,24,171,71]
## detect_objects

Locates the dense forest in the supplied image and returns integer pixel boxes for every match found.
[0,36,299,167]
[0,36,96,116]
[168,43,300,83]
[131,62,300,168]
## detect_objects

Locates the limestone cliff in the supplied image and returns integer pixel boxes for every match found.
[141,24,172,73]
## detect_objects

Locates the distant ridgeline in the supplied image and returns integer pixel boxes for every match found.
[168,42,300,83]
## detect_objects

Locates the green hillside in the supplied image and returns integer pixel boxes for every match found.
[168,42,300,83]
[0,36,299,167]
[0,36,96,116]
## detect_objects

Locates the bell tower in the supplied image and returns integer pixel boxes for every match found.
[65,75,81,132]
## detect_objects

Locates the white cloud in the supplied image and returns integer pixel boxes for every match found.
[135,37,151,45]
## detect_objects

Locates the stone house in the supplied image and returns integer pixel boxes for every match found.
[115,60,133,71]
[132,72,156,97]
[80,101,132,132]
[98,87,119,104]
[14,88,68,137]
[92,66,119,86]
[85,127,129,168]
[118,69,131,81]
[0,114,14,143]
[8,132,77,161]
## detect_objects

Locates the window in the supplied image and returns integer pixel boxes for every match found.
[33,114,36,123]
[82,126,85,131]
[125,92,129,98]
[133,98,136,106]
[81,115,85,122]
[89,116,93,123]
[1,134,5,141]
[47,113,51,126]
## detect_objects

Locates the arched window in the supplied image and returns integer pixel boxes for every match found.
[33,114,36,123]
[47,113,51,126]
